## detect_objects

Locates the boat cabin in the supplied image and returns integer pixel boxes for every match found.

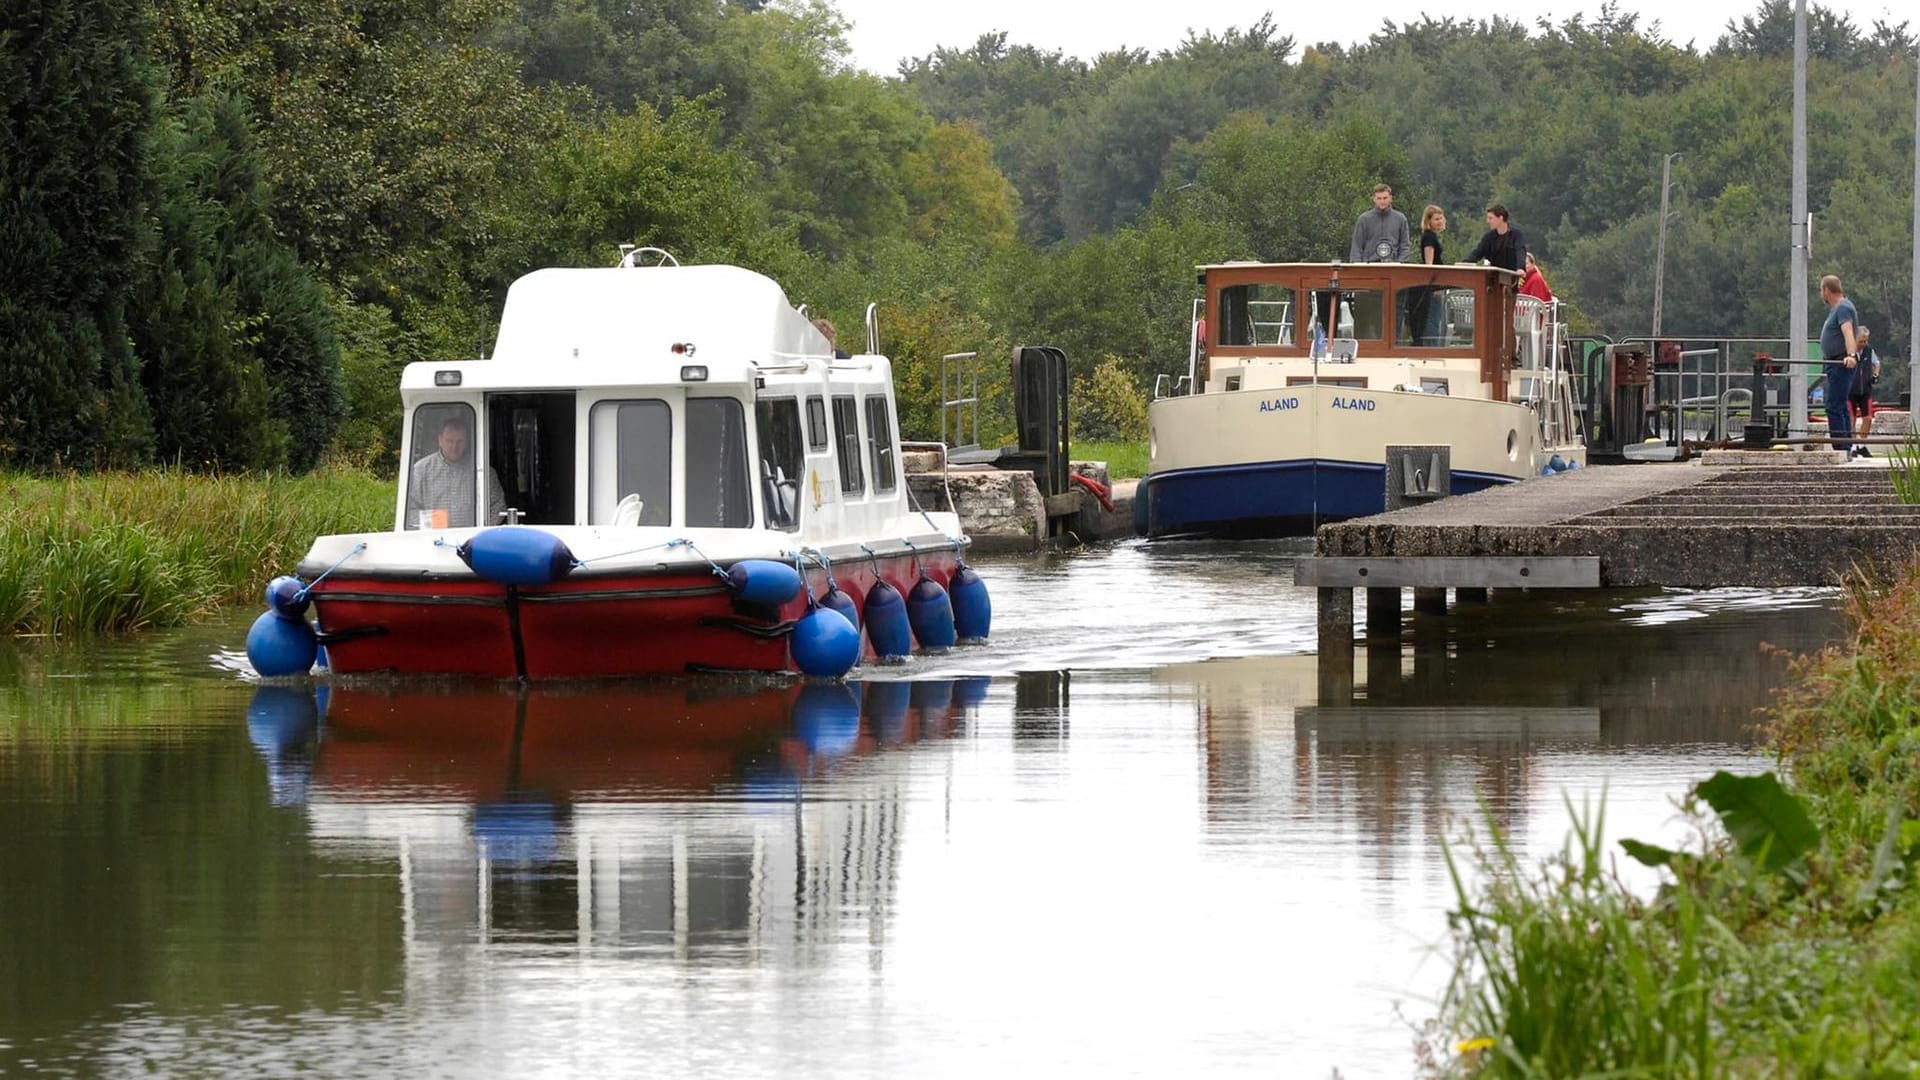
[1193,262,1523,401]
[393,264,906,540]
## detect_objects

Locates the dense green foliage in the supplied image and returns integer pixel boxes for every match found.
[1429,566,1920,1076]
[0,471,390,634]
[2,0,1916,471]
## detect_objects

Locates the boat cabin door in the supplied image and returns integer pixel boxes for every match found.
[486,392,576,525]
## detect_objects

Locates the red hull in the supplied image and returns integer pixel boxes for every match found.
[311,549,960,679]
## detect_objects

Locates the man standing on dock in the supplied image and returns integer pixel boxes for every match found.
[1349,184,1410,263]
[1819,274,1861,455]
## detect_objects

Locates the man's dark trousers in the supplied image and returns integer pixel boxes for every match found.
[1824,361,1855,452]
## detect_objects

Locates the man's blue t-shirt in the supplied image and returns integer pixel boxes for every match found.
[1821,297,1858,359]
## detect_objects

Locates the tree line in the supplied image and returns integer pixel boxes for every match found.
[2,0,1915,472]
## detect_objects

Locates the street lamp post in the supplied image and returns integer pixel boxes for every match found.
[1652,152,1683,339]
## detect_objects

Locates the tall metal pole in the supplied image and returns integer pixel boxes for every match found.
[1789,0,1809,437]
[1910,37,1919,406]
[1653,152,1680,338]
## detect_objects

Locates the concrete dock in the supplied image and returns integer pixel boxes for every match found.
[1313,460,1919,587]
[1300,458,1920,698]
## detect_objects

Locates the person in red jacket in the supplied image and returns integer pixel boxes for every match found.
[1518,252,1554,302]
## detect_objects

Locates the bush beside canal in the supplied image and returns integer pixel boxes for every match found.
[1429,566,1920,1077]
[0,470,389,635]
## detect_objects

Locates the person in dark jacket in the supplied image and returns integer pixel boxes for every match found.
[1466,204,1525,274]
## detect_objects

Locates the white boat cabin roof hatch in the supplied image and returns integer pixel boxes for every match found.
[390,261,925,549]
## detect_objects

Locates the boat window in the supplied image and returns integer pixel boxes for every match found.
[486,393,577,526]
[1287,376,1367,389]
[864,396,897,493]
[687,397,753,528]
[1216,284,1295,346]
[805,395,828,451]
[1307,289,1386,341]
[403,402,482,529]
[1394,286,1476,347]
[832,395,864,495]
[756,397,806,531]
[588,400,670,527]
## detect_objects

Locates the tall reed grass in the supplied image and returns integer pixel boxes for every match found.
[0,469,390,635]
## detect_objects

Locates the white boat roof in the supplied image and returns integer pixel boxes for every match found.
[402,264,831,391]
[1197,260,1520,281]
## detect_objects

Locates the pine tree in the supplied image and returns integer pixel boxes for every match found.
[0,0,158,467]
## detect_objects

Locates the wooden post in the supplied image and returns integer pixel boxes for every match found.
[1317,587,1354,705]
[1366,587,1402,637]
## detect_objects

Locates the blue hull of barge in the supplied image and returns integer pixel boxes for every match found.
[1141,459,1513,538]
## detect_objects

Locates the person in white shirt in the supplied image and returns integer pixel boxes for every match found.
[406,415,505,528]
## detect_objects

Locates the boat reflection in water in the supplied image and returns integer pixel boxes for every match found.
[244,677,987,958]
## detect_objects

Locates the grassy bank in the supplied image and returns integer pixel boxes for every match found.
[1428,567,1920,1076]
[1074,440,1147,481]
[0,470,391,636]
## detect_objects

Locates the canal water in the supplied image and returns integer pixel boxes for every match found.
[0,541,1843,1077]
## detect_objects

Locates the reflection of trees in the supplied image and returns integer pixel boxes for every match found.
[0,678,405,1055]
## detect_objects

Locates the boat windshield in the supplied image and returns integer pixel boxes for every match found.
[1216,283,1295,347]
[1394,286,1477,348]
[1307,289,1385,341]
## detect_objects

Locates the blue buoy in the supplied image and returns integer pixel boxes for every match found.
[264,575,310,618]
[1568,460,1581,470]
[472,802,563,863]
[1133,480,1151,536]
[792,682,862,759]
[819,582,860,630]
[954,676,991,709]
[246,609,317,677]
[725,559,804,606]
[906,576,957,652]
[863,580,913,660]
[863,680,912,742]
[457,527,576,586]
[1549,453,1567,472]
[246,685,318,755]
[246,685,319,806]
[1540,465,1554,476]
[790,605,860,677]
[950,565,991,641]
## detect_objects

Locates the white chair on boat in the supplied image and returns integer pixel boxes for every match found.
[612,493,644,526]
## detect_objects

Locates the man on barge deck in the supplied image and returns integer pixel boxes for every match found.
[1349,184,1410,263]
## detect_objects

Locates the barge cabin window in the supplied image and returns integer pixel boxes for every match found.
[687,397,753,528]
[404,402,487,529]
[1394,286,1476,348]
[1217,283,1295,346]
[588,399,671,527]
[864,396,896,494]
[1308,289,1385,342]
[832,395,864,495]
[487,393,577,526]
[756,397,806,530]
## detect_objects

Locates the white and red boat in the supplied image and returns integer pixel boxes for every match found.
[256,250,986,680]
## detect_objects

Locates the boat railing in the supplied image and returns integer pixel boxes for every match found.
[900,440,957,516]
[939,352,982,451]
[865,303,880,356]
[1153,373,1194,400]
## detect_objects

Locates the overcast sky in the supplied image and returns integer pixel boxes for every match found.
[832,1,1910,75]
